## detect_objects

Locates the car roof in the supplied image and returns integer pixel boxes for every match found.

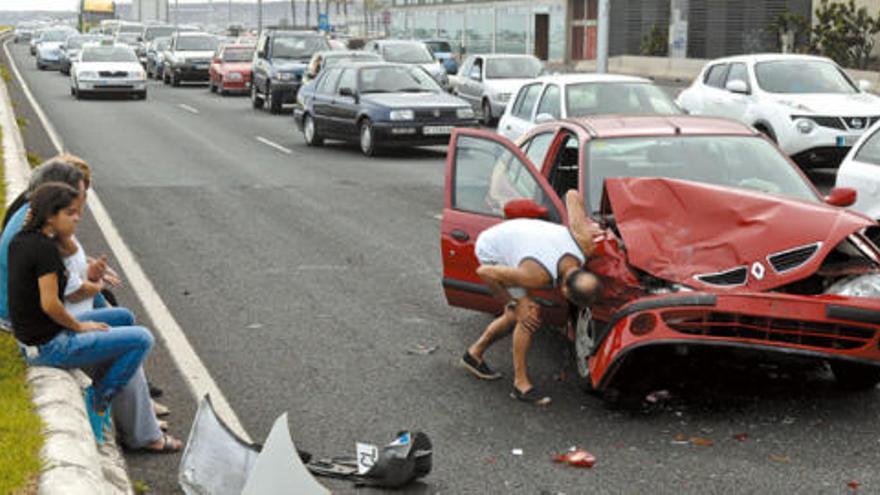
[373,39,423,45]
[561,115,758,139]
[468,53,539,59]
[338,61,406,69]
[705,53,834,65]
[176,31,214,37]
[533,73,651,85]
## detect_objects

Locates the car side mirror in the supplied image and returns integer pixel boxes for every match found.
[504,199,548,220]
[339,87,358,101]
[725,79,749,94]
[535,113,555,124]
[859,79,872,92]
[825,187,857,207]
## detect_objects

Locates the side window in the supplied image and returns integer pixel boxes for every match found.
[512,83,542,120]
[522,132,555,169]
[703,63,729,88]
[546,133,581,199]
[453,135,558,221]
[725,63,749,90]
[855,129,880,165]
[536,84,561,119]
[459,56,473,76]
[337,69,357,93]
[470,58,482,80]
[317,68,342,95]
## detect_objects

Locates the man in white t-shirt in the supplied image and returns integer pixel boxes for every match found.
[460,191,601,405]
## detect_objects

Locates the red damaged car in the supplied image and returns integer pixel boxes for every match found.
[209,44,254,96]
[441,116,880,396]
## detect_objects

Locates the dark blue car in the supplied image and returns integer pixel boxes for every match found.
[294,62,477,156]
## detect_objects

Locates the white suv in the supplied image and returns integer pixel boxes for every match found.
[836,120,880,239]
[677,54,880,169]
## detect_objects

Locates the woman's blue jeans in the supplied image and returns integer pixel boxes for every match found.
[25,315,154,411]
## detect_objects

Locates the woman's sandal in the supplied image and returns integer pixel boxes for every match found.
[144,433,183,454]
[510,387,552,406]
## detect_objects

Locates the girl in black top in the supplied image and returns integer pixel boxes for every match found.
[9,182,155,444]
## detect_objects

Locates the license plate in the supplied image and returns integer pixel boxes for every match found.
[837,135,860,147]
[423,125,453,135]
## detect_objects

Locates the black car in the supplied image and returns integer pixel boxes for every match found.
[294,62,477,156]
[251,28,330,114]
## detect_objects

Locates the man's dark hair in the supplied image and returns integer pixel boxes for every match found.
[26,160,84,196]
[564,269,602,307]
[22,182,80,233]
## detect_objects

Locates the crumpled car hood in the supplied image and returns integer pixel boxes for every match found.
[603,177,876,291]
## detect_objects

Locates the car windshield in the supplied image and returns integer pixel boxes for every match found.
[42,30,73,42]
[144,27,176,41]
[272,36,329,58]
[177,35,217,51]
[223,48,253,62]
[585,136,817,213]
[81,46,138,63]
[486,57,542,79]
[117,33,140,44]
[67,36,99,49]
[566,82,681,116]
[324,52,380,67]
[381,43,434,64]
[424,41,452,53]
[359,66,441,93]
[755,60,857,94]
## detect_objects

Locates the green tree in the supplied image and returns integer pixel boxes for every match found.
[809,0,880,68]
[640,23,668,57]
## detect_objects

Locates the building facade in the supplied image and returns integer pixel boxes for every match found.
[388,0,813,63]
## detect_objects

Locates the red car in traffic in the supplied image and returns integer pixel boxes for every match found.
[441,116,880,396]
[209,44,254,95]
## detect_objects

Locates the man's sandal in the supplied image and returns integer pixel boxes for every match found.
[510,387,552,406]
[143,433,183,454]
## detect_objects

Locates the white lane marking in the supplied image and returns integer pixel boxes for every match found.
[178,103,199,114]
[3,36,251,441]
[255,136,292,154]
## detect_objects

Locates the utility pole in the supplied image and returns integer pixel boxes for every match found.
[596,0,609,73]
[175,0,179,26]
[258,0,263,33]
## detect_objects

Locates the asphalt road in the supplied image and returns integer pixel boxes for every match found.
[3,42,875,494]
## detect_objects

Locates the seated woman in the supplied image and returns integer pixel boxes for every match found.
[9,182,154,444]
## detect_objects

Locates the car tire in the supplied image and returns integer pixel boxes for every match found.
[267,86,282,115]
[163,71,170,84]
[831,361,880,390]
[571,307,596,394]
[303,114,323,146]
[251,84,264,109]
[359,119,376,157]
[481,99,493,126]
[70,86,76,97]
[171,71,180,87]
[74,88,82,100]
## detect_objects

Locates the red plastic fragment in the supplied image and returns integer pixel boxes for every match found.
[733,433,748,441]
[847,481,860,491]
[553,449,596,468]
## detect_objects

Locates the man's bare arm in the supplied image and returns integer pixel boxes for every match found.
[565,190,600,256]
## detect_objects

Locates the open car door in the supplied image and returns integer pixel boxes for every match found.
[440,128,569,321]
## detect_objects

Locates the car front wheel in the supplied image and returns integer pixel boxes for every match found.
[572,307,596,394]
[481,100,493,126]
[831,361,880,390]
[359,119,376,157]
[267,85,282,114]
[251,84,264,109]
[303,114,323,146]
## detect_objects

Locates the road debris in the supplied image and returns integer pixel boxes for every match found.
[407,344,438,355]
[769,454,791,463]
[847,480,860,491]
[512,449,523,456]
[689,437,714,447]
[733,433,749,442]
[645,390,672,404]
[553,448,596,468]
[246,323,263,329]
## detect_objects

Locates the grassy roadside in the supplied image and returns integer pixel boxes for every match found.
[0,95,43,494]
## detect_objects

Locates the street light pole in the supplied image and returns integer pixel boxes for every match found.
[175,0,179,26]
[596,0,609,73]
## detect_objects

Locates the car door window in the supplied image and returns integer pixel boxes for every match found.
[512,83,542,120]
[522,132,555,169]
[337,68,357,94]
[545,133,581,199]
[725,63,749,91]
[536,84,561,119]
[704,63,729,88]
[317,68,342,95]
[470,59,482,80]
[453,135,559,221]
[855,128,880,165]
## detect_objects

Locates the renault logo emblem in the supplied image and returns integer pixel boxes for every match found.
[851,118,864,129]
[751,262,766,280]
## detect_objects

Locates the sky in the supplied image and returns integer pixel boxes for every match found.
[0,0,261,11]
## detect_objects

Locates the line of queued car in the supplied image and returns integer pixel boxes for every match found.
[15,19,880,398]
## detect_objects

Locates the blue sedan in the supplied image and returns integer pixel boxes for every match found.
[294,62,477,157]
